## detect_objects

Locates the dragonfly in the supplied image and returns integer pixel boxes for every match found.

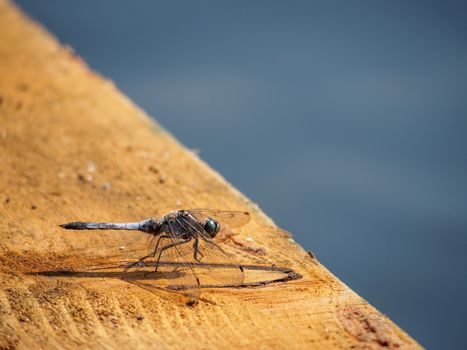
[60,209,250,302]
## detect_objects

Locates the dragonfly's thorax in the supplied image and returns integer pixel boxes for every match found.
[159,211,199,239]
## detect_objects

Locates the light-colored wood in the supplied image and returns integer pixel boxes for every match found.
[0,1,422,349]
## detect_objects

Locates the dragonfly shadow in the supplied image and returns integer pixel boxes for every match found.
[30,261,303,305]
[30,261,302,289]
[29,263,200,304]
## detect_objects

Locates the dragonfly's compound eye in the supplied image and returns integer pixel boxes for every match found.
[203,218,220,237]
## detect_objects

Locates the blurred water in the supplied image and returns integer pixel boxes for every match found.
[15,1,467,348]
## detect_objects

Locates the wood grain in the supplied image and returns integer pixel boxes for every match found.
[0,1,422,349]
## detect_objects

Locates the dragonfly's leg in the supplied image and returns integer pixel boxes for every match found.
[128,234,171,268]
[193,238,204,262]
[154,238,191,272]
[152,234,172,258]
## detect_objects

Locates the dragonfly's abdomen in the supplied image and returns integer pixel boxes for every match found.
[60,219,161,233]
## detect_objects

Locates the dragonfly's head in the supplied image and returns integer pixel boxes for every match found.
[203,218,220,238]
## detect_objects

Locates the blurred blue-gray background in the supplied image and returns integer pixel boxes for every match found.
[16,1,467,348]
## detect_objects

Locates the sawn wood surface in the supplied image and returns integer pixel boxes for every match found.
[0,1,422,349]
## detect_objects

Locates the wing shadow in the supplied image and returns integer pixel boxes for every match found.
[30,261,302,289]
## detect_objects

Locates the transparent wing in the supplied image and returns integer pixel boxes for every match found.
[123,221,202,301]
[188,209,250,228]
[78,252,200,304]
[101,229,167,262]
[177,215,245,287]
[80,229,202,302]
[107,230,158,261]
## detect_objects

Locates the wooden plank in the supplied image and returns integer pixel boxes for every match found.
[0,1,422,349]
